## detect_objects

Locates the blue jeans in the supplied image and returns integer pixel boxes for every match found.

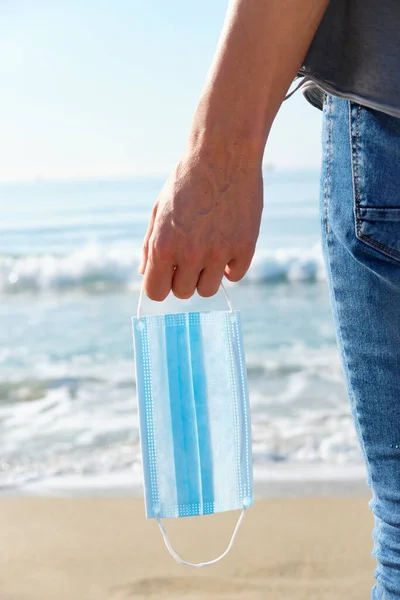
[321,94,400,598]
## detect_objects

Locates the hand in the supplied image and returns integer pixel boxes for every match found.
[140,152,263,301]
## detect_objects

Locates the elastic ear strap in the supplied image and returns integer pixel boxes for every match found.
[155,507,246,568]
[137,281,233,320]
[220,281,234,313]
[137,284,145,319]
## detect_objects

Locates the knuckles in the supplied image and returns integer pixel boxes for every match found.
[151,236,234,270]
[209,246,226,264]
[152,238,175,262]
[183,247,202,266]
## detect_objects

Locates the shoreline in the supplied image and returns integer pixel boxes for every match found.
[0,463,369,498]
[0,479,370,498]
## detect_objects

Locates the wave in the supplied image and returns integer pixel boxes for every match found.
[0,243,326,294]
[0,384,362,493]
[0,340,361,493]
[0,243,140,293]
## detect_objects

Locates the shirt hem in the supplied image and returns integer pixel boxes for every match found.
[298,70,400,119]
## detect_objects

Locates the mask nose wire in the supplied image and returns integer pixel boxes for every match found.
[137,281,234,321]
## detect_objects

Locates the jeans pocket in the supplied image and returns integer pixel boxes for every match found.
[350,101,400,263]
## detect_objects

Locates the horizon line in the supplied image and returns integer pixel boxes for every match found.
[0,165,320,186]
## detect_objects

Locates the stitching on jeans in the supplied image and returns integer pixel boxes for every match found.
[349,102,360,248]
[351,103,400,265]
[325,220,374,491]
[358,233,400,262]
[325,95,332,233]
[346,100,374,488]
[354,105,362,236]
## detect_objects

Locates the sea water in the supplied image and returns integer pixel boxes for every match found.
[0,171,366,495]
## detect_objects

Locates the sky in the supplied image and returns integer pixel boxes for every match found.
[0,0,322,182]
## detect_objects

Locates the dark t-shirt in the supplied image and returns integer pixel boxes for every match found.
[299,0,400,117]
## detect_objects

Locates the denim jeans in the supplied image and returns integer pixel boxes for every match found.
[321,94,400,598]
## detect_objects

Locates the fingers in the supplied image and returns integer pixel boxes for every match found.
[172,266,201,300]
[139,204,158,275]
[143,250,253,302]
[198,252,253,296]
[224,254,253,282]
[142,210,253,302]
[197,264,226,298]
[143,254,175,302]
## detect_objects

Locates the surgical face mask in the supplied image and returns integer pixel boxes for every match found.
[132,284,253,567]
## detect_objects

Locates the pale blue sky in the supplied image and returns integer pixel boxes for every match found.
[0,0,322,181]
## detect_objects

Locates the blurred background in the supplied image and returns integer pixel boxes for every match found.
[0,0,366,496]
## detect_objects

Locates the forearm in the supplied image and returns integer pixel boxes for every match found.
[188,0,329,165]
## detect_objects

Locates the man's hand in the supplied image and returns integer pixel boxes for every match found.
[140,154,263,301]
[140,0,329,301]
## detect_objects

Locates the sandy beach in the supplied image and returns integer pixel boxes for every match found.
[0,497,374,600]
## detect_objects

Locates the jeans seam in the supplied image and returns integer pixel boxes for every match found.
[351,102,400,265]
[358,234,400,262]
[325,95,333,233]
[351,103,362,238]
[325,232,373,489]
[348,103,366,450]
[323,100,372,490]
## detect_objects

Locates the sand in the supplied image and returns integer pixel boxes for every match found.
[0,497,375,600]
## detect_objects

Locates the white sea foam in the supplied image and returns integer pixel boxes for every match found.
[0,243,326,293]
[0,344,361,495]
[246,246,325,283]
[0,243,140,293]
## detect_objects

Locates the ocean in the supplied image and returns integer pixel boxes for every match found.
[0,171,366,495]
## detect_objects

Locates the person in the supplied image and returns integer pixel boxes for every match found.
[139,1,400,597]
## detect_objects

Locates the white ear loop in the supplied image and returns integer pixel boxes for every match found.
[155,505,246,568]
[137,281,234,320]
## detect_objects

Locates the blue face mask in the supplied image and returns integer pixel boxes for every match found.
[132,284,253,567]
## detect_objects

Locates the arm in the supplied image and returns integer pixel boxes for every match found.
[141,0,329,301]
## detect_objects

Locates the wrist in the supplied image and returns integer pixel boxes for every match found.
[186,125,265,172]
[187,97,268,171]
